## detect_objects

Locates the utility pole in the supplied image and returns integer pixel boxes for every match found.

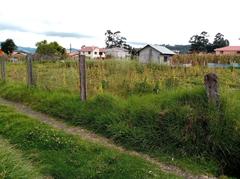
[70,43,72,53]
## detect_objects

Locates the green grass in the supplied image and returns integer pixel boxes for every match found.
[2,82,240,177]
[1,59,240,177]
[0,104,180,179]
[0,137,42,179]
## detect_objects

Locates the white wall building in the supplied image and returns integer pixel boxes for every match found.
[80,46,106,59]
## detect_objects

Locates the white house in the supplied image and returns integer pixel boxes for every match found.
[80,46,106,59]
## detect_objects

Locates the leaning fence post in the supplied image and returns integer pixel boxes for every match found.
[204,73,219,106]
[79,54,87,101]
[0,57,6,82]
[26,55,35,87]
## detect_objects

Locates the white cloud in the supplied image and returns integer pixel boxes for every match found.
[0,0,240,48]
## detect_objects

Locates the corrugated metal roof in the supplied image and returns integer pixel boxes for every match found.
[149,44,175,55]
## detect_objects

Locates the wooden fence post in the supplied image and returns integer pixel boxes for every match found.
[204,73,219,106]
[79,54,87,101]
[26,55,35,87]
[0,57,6,82]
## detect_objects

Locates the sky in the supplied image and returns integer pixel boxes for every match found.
[0,0,239,49]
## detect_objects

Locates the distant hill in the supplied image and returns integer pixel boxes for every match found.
[0,43,36,54]
[15,45,190,54]
[161,44,191,54]
[17,46,36,54]
[16,46,79,54]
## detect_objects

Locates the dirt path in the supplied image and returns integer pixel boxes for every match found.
[0,98,216,179]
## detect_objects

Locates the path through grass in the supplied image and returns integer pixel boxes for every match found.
[0,104,181,179]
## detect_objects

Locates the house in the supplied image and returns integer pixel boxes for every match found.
[215,46,240,55]
[138,44,175,64]
[105,47,130,59]
[68,51,79,60]
[12,51,28,60]
[80,46,106,59]
[0,49,4,57]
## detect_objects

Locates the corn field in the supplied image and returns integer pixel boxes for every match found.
[3,57,240,97]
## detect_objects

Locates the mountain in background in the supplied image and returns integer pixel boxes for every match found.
[17,46,36,53]
[16,46,79,54]
[161,44,191,54]
[15,45,190,54]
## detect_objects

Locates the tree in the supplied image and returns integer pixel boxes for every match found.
[212,33,229,49]
[189,31,209,53]
[1,39,17,55]
[189,32,230,53]
[36,40,66,58]
[105,30,130,49]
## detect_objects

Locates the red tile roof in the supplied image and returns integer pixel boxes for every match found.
[69,51,79,57]
[0,49,4,56]
[215,46,240,52]
[80,46,98,52]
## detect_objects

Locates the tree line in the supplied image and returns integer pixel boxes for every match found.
[0,31,230,57]
[0,39,67,58]
[189,31,229,53]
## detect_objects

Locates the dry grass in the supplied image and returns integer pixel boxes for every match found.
[5,59,240,97]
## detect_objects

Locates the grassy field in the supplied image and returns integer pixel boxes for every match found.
[0,104,179,179]
[172,54,240,65]
[1,57,240,178]
[5,59,240,97]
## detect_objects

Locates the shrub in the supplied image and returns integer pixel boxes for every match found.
[134,78,152,94]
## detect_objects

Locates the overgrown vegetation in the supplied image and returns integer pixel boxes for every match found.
[1,58,240,177]
[5,59,240,97]
[0,104,178,179]
[172,54,240,64]
[0,82,239,177]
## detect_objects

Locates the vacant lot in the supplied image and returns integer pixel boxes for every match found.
[1,57,240,178]
[5,59,240,97]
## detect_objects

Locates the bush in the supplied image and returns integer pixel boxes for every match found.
[134,78,152,94]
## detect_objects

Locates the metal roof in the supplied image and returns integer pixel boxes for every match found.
[140,44,175,55]
[150,45,175,55]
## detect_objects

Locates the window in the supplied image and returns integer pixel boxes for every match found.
[99,52,103,56]
[164,56,168,62]
[94,52,97,55]
[237,51,240,54]
[88,51,91,55]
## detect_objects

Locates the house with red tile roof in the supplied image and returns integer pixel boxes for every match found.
[0,49,5,57]
[215,46,240,55]
[80,46,106,59]
[68,51,79,60]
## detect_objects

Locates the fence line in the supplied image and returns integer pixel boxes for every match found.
[1,56,239,99]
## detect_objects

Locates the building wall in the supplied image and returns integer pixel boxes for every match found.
[80,49,106,59]
[139,46,172,64]
[106,48,129,58]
